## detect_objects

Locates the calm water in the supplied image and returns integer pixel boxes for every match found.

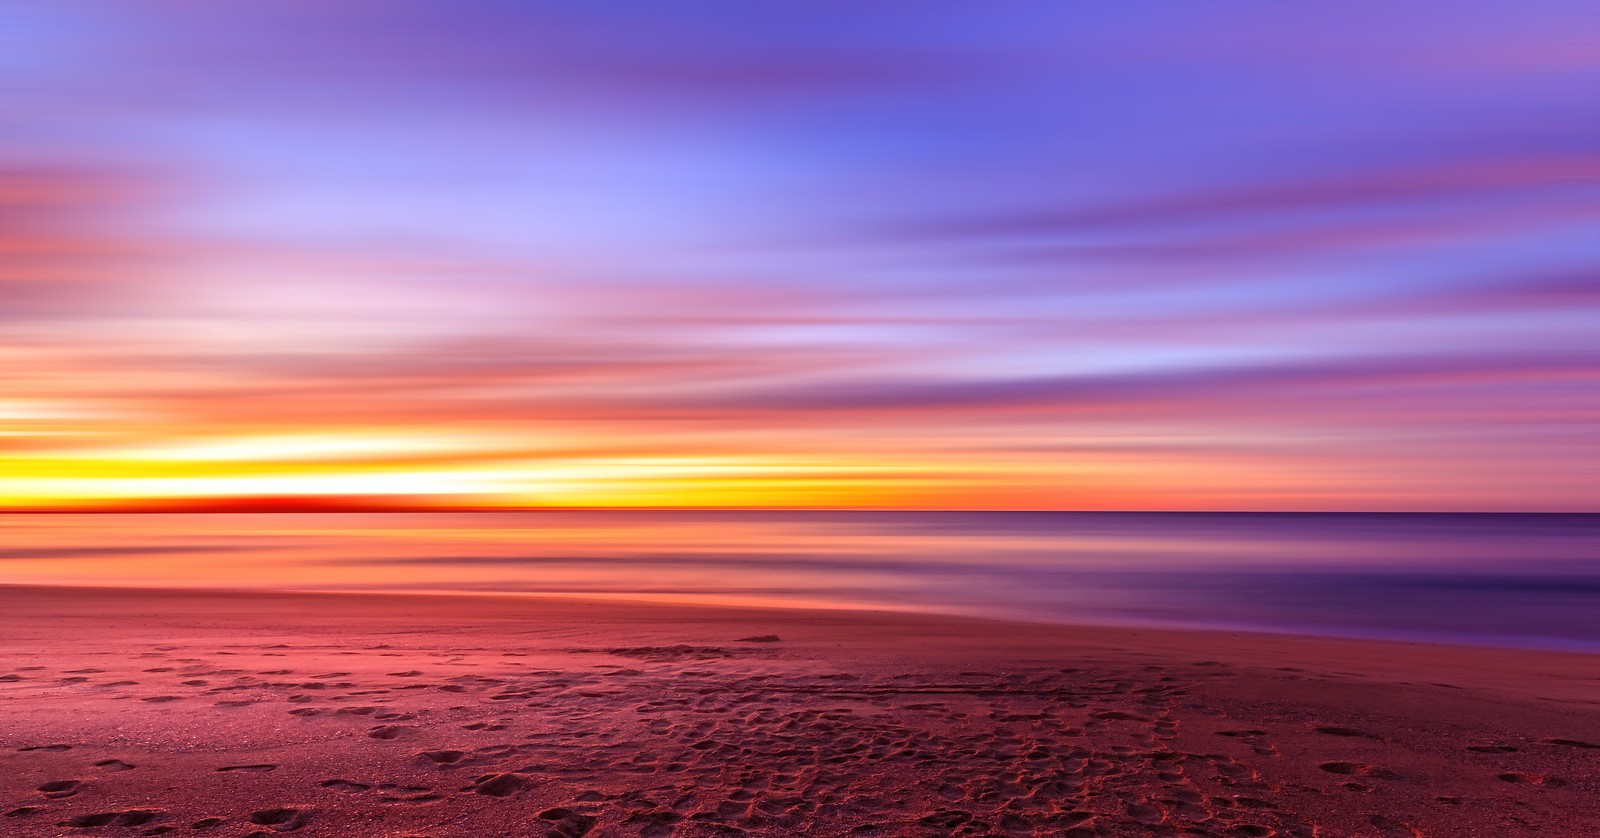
[3,511,1597,651]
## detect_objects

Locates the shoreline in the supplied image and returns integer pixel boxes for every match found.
[6,581,1599,659]
[2,584,1596,835]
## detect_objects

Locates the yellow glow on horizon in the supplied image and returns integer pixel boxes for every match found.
[0,423,1351,510]
[0,468,510,501]
[0,447,936,508]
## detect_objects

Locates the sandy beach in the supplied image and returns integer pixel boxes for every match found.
[1,585,1596,837]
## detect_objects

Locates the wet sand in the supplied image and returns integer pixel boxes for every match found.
[1,585,1596,836]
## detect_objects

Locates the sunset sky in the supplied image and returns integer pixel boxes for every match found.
[2,1,1595,511]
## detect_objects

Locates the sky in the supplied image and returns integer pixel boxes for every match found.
[1,1,1596,511]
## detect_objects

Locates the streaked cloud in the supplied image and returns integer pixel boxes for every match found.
[2,1,1595,510]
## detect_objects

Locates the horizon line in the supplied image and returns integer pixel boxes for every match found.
[2,502,1593,516]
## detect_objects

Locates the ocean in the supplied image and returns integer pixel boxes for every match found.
[4,511,1596,651]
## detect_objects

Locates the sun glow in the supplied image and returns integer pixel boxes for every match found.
[0,438,925,509]
[2,0,1592,514]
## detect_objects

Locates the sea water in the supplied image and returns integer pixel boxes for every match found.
[3,511,1595,651]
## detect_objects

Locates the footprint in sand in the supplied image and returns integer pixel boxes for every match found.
[217,764,277,773]
[94,759,136,771]
[61,810,162,828]
[538,807,598,836]
[37,780,82,798]
[1321,761,1400,780]
[377,788,443,804]
[20,744,72,752]
[320,779,371,792]
[368,725,414,740]
[1544,738,1599,749]
[419,749,467,765]
[467,773,525,797]
[248,807,306,831]
[1091,710,1148,722]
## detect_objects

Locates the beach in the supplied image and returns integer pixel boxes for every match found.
[2,585,1595,837]
[8,2,1594,835]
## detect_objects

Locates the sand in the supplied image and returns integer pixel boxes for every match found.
[1,585,1596,837]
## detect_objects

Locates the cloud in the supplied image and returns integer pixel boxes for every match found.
[671,351,1595,417]
[0,545,265,561]
[3,1,1594,510]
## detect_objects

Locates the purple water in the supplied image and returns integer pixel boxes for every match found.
[3,512,1596,651]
